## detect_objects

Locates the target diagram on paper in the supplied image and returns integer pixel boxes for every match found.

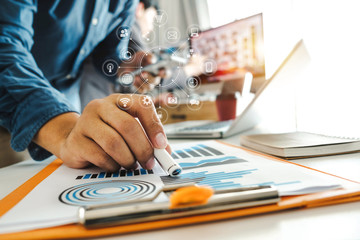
[59,180,157,206]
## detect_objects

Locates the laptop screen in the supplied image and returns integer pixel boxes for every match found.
[190,13,265,94]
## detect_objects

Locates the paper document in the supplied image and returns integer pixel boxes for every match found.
[0,141,349,234]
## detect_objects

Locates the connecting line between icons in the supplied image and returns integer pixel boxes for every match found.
[158,83,162,109]
[171,79,189,97]
[129,38,147,53]
[172,38,190,56]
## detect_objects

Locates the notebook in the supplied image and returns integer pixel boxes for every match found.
[240,131,360,158]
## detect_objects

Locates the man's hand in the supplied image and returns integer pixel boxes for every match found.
[33,94,170,172]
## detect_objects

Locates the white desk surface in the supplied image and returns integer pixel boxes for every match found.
[1,130,360,240]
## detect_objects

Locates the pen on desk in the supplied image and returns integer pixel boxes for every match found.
[154,148,182,177]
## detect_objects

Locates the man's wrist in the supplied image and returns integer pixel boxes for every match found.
[33,112,79,158]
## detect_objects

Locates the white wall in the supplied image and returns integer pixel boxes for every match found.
[292,0,360,138]
[207,0,360,137]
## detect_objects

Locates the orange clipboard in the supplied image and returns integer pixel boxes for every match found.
[1,141,360,240]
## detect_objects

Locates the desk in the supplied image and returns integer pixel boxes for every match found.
[1,130,360,240]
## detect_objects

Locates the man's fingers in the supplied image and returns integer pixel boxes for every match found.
[109,94,168,149]
[76,136,120,172]
[96,107,155,169]
[81,117,138,169]
[165,144,172,155]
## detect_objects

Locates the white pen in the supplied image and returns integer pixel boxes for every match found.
[154,148,182,177]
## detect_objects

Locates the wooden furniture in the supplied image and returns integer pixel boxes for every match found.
[160,101,218,125]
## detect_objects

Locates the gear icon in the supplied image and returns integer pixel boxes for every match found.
[142,96,152,106]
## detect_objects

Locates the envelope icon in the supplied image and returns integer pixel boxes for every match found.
[167,31,178,40]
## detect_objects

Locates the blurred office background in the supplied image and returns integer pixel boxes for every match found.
[156,0,360,138]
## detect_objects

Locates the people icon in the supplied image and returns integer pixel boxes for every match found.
[120,28,129,38]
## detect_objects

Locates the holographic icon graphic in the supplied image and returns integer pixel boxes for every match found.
[165,28,180,43]
[167,96,178,104]
[186,77,200,89]
[120,98,130,108]
[205,62,213,73]
[153,10,167,26]
[202,59,217,76]
[154,108,168,123]
[116,26,131,40]
[123,51,132,60]
[190,28,199,37]
[155,13,164,23]
[167,31,178,40]
[189,98,200,106]
[119,73,134,86]
[102,59,118,77]
[107,63,114,73]
[142,96,152,106]
[187,24,201,39]
[120,29,129,38]
[187,95,202,111]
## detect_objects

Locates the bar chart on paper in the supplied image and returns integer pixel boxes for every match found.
[71,141,342,196]
[75,169,154,180]
[160,141,336,194]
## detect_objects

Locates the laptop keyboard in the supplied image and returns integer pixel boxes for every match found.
[179,120,234,132]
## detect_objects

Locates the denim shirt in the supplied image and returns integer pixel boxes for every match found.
[0,0,137,160]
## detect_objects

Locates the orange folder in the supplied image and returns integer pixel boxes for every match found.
[1,141,360,240]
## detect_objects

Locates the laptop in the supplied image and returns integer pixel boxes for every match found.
[165,39,310,139]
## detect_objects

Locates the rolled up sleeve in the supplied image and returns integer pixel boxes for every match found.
[0,0,76,160]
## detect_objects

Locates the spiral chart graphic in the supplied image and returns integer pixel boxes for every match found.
[59,180,156,206]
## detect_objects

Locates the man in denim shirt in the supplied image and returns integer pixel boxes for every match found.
[0,0,169,170]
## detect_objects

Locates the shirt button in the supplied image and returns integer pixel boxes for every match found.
[66,74,72,79]
[80,49,86,55]
[92,18,98,26]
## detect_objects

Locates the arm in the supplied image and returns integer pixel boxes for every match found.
[0,0,76,160]
[25,0,168,170]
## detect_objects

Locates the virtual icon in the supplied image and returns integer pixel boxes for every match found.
[153,108,168,122]
[120,73,133,86]
[119,98,130,108]
[120,29,129,38]
[187,48,195,58]
[189,99,200,106]
[186,77,199,89]
[187,96,202,111]
[142,96,152,106]
[123,51,132,60]
[167,31,178,40]
[154,10,167,26]
[190,28,199,37]
[143,31,151,41]
[116,27,131,40]
[102,59,118,76]
[167,96,178,104]
[106,63,114,73]
[205,62,213,73]
[155,13,164,24]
